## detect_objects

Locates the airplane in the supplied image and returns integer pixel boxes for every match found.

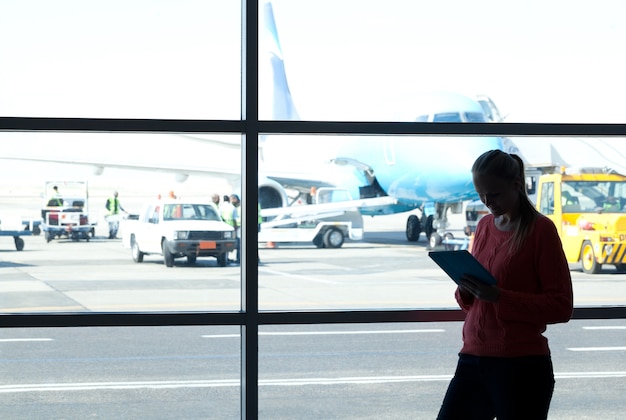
[0,1,504,248]
[260,1,503,247]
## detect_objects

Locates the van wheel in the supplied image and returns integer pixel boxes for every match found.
[217,253,228,267]
[323,227,344,248]
[163,242,175,267]
[580,240,601,274]
[131,237,144,263]
[187,255,197,264]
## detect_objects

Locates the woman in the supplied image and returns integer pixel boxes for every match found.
[437,150,573,419]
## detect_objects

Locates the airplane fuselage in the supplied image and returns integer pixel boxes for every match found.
[335,135,504,214]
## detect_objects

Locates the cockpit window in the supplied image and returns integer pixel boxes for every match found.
[432,113,462,122]
[464,112,488,122]
[417,112,488,123]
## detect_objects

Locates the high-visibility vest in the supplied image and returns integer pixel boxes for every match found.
[220,203,235,226]
[106,197,121,215]
[232,205,241,227]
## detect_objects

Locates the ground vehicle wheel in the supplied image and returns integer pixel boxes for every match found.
[131,237,144,263]
[217,252,228,267]
[14,237,24,251]
[615,263,626,272]
[429,232,442,249]
[443,232,454,251]
[45,231,52,243]
[33,225,41,235]
[162,241,174,267]
[187,255,197,264]
[323,227,344,248]
[406,215,421,242]
[580,240,601,274]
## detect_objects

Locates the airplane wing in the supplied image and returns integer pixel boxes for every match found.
[0,153,241,184]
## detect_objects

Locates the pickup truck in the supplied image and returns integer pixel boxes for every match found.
[122,199,236,267]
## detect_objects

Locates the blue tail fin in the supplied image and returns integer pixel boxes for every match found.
[260,1,300,120]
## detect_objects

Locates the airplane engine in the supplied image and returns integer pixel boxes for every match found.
[258,177,289,219]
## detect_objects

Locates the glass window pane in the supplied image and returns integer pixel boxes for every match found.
[257,321,626,418]
[262,0,626,123]
[258,134,626,310]
[0,132,242,313]
[0,326,241,418]
[0,1,241,119]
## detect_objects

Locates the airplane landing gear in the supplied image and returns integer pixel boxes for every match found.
[406,215,421,241]
[405,202,457,248]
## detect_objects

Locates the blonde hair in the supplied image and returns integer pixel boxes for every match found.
[472,149,539,255]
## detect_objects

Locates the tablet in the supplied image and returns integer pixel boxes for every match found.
[428,250,497,286]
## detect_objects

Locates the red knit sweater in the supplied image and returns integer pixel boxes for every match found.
[456,213,573,357]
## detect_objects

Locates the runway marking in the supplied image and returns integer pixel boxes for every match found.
[202,329,445,338]
[259,268,341,284]
[0,338,53,343]
[0,281,54,292]
[2,372,625,393]
[582,326,626,330]
[567,347,626,351]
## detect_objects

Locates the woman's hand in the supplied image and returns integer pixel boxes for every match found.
[458,274,500,303]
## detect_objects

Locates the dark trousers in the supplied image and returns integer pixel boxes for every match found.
[108,219,119,238]
[437,353,555,420]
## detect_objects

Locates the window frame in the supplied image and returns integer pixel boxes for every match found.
[1,1,626,418]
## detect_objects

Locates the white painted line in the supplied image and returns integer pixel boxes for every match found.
[0,281,54,293]
[201,329,445,338]
[582,326,626,330]
[258,329,446,336]
[0,338,53,343]
[1,372,625,393]
[259,268,340,284]
[567,347,626,351]
[555,371,626,378]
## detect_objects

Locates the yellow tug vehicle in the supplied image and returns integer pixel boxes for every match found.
[535,167,626,274]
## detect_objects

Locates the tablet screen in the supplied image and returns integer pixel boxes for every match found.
[428,250,497,285]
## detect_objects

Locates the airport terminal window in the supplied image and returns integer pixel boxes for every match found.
[2,1,626,419]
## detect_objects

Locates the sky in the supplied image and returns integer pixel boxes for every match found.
[2,0,626,196]
[2,0,626,122]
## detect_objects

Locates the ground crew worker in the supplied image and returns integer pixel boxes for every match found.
[220,195,235,226]
[105,191,125,239]
[50,185,63,206]
[210,194,221,214]
[257,202,263,264]
[230,194,241,264]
